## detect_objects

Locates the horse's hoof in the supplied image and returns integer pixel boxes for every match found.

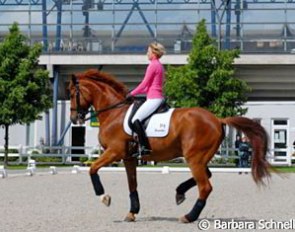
[179,216,191,223]
[124,212,136,222]
[176,193,186,205]
[100,194,111,207]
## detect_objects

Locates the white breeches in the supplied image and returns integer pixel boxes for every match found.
[131,98,164,123]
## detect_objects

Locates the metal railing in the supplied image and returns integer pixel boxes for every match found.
[1,1,295,53]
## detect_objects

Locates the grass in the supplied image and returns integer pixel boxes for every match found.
[4,165,27,170]
[273,166,295,173]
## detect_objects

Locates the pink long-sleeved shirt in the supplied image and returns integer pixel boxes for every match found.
[131,58,164,99]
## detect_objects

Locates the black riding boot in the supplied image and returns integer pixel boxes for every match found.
[132,120,151,156]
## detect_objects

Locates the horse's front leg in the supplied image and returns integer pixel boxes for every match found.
[123,157,140,222]
[89,149,121,207]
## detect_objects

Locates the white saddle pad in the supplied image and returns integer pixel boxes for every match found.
[123,104,175,137]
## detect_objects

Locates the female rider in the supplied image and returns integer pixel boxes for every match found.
[129,42,166,156]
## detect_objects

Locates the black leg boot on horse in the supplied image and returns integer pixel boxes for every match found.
[132,119,152,157]
[175,167,212,205]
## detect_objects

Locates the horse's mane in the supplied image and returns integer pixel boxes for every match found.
[76,69,128,96]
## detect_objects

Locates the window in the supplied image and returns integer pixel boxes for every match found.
[273,120,288,125]
[271,119,289,163]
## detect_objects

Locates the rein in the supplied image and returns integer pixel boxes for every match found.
[71,76,131,122]
[84,99,129,121]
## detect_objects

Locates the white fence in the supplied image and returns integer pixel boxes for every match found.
[0,145,102,165]
[0,145,295,166]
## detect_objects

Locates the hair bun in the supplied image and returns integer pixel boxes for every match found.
[149,42,166,58]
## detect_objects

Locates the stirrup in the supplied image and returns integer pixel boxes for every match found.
[140,147,152,156]
[131,146,151,158]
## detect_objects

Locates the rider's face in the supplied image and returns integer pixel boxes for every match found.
[147,47,155,60]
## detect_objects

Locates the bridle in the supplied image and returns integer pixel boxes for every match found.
[70,76,130,122]
[70,76,88,120]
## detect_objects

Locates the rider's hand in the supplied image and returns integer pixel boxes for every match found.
[125,93,134,103]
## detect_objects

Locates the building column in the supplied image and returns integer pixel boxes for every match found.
[45,65,54,146]
[51,67,59,146]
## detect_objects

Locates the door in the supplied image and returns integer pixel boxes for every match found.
[71,126,85,161]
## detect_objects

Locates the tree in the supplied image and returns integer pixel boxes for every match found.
[0,23,52,167]
[165,19,251,117]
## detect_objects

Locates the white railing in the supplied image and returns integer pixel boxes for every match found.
[0,145,294,166]
[0,145,102,165]
[218,147,295,166]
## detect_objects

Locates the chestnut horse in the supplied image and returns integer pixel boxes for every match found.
[69,69,271,223]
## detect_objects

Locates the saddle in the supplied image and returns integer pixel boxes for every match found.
[128,96,170,131]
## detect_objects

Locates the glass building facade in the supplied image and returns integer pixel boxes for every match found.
[0,0,295,54]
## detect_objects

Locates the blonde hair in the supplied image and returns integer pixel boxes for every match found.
[149,42,166,58]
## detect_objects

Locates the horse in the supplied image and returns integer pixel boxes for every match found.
[69,69,271,223]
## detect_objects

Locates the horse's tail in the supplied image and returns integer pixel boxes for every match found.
[220,116,271,185]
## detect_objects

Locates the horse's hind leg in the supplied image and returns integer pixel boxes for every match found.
[180,164,212,223]
[175,167,212,205]
[123,157,140,222]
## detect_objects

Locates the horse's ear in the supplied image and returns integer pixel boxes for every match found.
[71,74,77,84]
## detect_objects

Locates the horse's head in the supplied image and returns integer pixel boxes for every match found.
[69,74,92,125]
[69,69,129,124]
